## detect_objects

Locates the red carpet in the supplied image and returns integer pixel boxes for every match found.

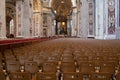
[0,37,53,45]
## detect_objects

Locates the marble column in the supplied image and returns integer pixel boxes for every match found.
[33,13,40,37]
[16,0,33,38]
[77,11,80,37]
[52,16,55,36]
[104,0,108,38]
[55,21,58,35]
[48,14,54,37]
[0,0,6,38]
[22,0,31,38]
[115,0,119,28]
[16,0,23,37]
[88,0,95,37]
[95,0,104,39]
[116,0,120,39]
[80,0,89,38]
[71,10,77,37]
[67,19,71,36]
[39,0,43,37]
[76,0,81,37]
[14,16,16,37]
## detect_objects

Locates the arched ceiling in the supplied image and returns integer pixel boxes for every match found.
[51,0,72,15]
[51,0,73,22]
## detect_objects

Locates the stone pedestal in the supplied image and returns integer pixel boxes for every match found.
[0,0,6,39]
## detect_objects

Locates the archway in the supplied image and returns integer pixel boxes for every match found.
[6,16,12,38]
[51,0,72,36]
[6,3,16,38]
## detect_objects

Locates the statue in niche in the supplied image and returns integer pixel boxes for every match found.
[108,23,115,34]
[108,0,115,34]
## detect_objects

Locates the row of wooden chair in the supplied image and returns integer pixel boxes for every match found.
[0,38,120,80]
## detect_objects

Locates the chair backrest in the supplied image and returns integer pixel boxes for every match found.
[92,56,104,62]
[76,56,89,64]
[63,72,81,80]
[25,61,39,74]
[6,61,20,72]
[47,56,59,63]
[0,71,6,80]
[62,53,73,57]
[91,73,112,80]
[19,56,26,65]
[78,72,93,80]
[9,72,31,80]
[61,62,76,72]
[79,62,95,73]
[0,61,2,71]
[61,57,74,62]
[42,62,58,72]
[107,56,119,62]
[76,56,88,60]
[116,73,120,80]
[36,72,57,80]
[33,55,48,65]
[100,62,116,73]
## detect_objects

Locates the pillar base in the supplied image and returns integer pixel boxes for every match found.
[0,37,7,39]
[104,35,116,39]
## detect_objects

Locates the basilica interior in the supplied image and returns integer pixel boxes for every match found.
[0,0,119,39]
[0,0,120,80]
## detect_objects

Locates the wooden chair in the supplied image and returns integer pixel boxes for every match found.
[62,72,81,80]
[0,71,6,80]
[91,73,113,80]
[100,62,116,73]
[36,72,57,80]
[0,61,2,71]
[61,57,74,62]
[116,73,120,80]
[25,61,39,74]
[79,72,92,80]
[79,62,95,73]
[9,72,31,80]
[42,62,58,73]
[6,60,20,72]
[76,56,89,64]
[61,62,76,73]
[46,56,59,63]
